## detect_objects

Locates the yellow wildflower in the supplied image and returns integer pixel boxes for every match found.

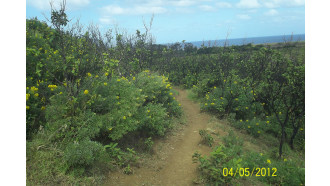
[169,92,173,96]
[205,103,208,106]
[117,79,121,82]
[133,77,136,80]
[267,159,271,164]
[87,73,92,77]
[173,97,175,100]
[245,107,249,109]
[214,86,216,89]
[116,96,119,99]
[105,72,109,76]
[234,81,237,84]
[59,92,63,95]
[224,79,226,82]
[48,85,57,89]
[26,106,30,110]
[220,97,223,100]
[63,83,67,87]
[34,93,39,97]
[109,128,112,131]
[123,116,126,120]
[248,126,251,128]
[256,123,259,126]
[240,119,243,122]
[300,128,304,131]
[41,106,45,110]
[257,131,261,134]
[84,90,89,95]
[260,153,263,156]
[284,158,287,162]
[104,82,107,86]
[279,112,282,115]
[246,120,249,122]
[31,86,38,92]
[95,75,99,78]
[26,94,30,100]
[147,110,150,113]
[266,121,270,124]
[235,98,238,101]
[179,104,181,106]
[211,103,215,105]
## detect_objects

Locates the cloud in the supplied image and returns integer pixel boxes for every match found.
[171,0,196,7]
[261,0,305,8]
[99,16,117,25]
[237,14,251,20]
[264,9,278,16]
[27,0,90,10]
[102,5,167,15]
[236,0,261,9]
[199,5,217,12]
[216,2,232,8]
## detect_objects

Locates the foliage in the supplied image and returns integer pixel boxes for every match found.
[193,132,305,185]
[199,129,214,147]
[26,7,182,184]
[26,3,304,184]
[63,140,105,174]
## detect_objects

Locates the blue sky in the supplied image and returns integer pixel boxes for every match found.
[26,0,305,44]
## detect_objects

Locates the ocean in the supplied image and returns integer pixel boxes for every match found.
[189,34,305,48]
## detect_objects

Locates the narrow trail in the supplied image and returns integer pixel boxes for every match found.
[105,88,212,186]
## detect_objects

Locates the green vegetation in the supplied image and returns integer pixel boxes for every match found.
[26,5,182,185]
[193,131,305,185]
[26,2,304,185]
[152,38,305,156]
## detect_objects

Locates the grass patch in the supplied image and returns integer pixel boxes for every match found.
[186,89,200,102]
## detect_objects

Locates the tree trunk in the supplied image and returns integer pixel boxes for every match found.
[290,127,299,150]
[279,125,286,158]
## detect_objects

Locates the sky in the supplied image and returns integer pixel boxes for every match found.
[26,0,305,44]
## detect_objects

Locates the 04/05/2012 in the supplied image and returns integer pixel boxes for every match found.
[222,167,277,177]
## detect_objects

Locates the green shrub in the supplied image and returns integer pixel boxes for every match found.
[194,132,304,185]
[199,129,214,147]
[194,132,244,184]
[223,130,243,147]
[134,71,182,118]
[144,137,154,152]
[63,139,105,174]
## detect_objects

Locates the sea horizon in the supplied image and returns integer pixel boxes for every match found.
[162,34,305,48]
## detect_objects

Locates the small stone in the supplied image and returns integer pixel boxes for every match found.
[206,128,216,134]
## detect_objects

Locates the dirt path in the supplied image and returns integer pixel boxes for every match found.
[105,88,212,186]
